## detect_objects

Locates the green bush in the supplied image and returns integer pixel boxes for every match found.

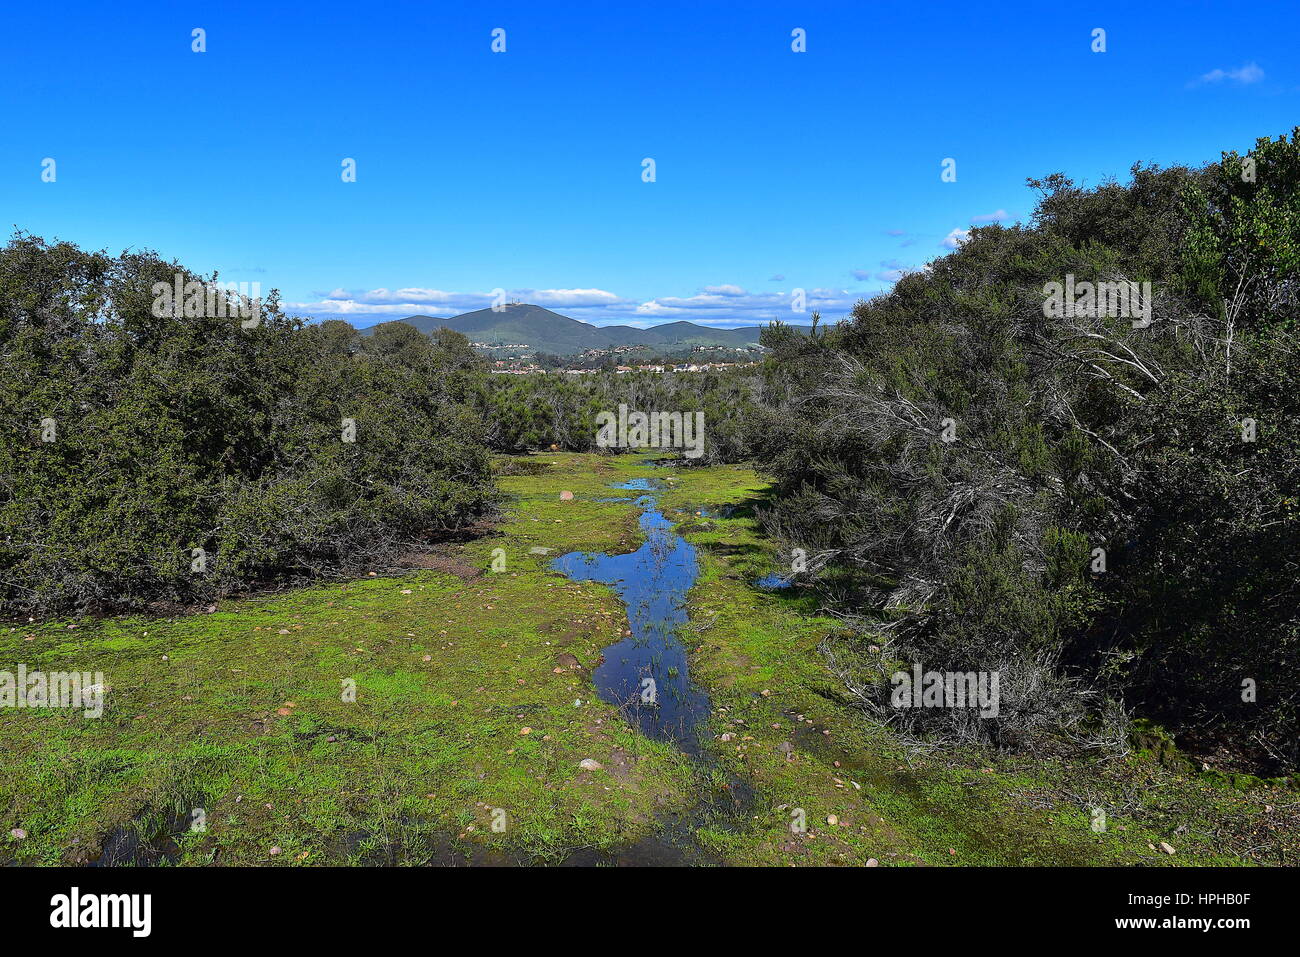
[0,235,495,615]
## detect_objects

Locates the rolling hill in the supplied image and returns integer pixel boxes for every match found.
[358,303,800,354]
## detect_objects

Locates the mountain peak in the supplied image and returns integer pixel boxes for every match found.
[359,303,796,354]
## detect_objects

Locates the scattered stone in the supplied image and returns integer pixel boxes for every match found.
[866,858,879,867]
[560,490,574,501]
[9,828,26,840]
[579,759,603,771]
[1160,842,1176,855]
[827,815,838,826]
[519,727,532,735]
[269,846,281,856]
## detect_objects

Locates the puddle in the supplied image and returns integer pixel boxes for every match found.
[693,505,737,519]
[610,478,666,492]
[552,480,711,755]
[84,808,191,866]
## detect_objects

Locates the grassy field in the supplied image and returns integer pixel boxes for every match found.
[1,452,1294,865]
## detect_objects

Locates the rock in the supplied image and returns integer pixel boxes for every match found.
[866,858,879,867]
[269,846,281,856]
[560,490,574,501]
[827,815,838,826]
[9,828,26,840]
[578,759,603,771]
[1160,842,1176,855]
[519,727,532,735]
[720,733,735,742]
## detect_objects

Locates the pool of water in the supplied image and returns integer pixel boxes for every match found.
[551,479,711,755]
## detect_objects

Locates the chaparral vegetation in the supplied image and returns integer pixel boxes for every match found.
[1,131,1297,866]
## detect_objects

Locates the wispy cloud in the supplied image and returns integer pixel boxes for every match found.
[970,209,1010,224]
[288,283,868,328]
[629,286,861,326]
[1194,62,1264,86]
[874,259,911,283]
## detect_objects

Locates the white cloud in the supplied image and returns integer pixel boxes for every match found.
[941,228,970,250]
[970,209,1009,224]
[289,281,875,329]
[528,288,626,306]
[1196,62,1264,85]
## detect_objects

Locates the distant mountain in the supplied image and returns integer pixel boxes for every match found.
[357,303,800,355]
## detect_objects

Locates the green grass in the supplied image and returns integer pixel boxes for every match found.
[1,451,1293,866]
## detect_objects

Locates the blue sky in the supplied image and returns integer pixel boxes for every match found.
[2,0,1295,328]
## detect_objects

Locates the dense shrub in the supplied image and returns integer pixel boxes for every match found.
[0,236,495,615]
[476,366,762,465]
[756,131,1300,768]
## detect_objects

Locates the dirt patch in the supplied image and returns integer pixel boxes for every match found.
[392,548,483,580]
[554,652,587,672]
